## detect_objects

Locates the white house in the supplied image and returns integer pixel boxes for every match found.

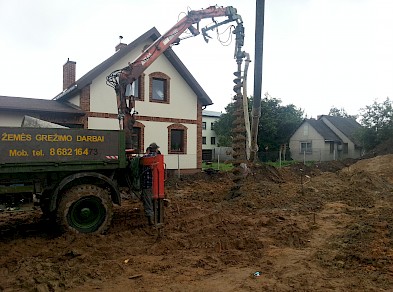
[0,28,214,174]
[201,110,221,161]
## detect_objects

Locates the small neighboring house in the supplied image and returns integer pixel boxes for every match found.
[289,115,363,162]
[202,110,220,161]
[0,27,213,174]
[0,95,84,127]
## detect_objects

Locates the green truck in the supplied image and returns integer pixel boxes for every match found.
[0,126,138,234]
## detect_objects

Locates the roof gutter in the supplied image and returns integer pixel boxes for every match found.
[53,84,78,100]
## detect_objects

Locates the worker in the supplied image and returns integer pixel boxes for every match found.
[141,142,160,225]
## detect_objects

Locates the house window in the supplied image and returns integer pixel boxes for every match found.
[152,78,165,100]
[133,76,145,100]
[149,72,170,103]
[211,122,215,130]
[300,141,312,154]
[171,130,184,152]
[131,127,141,152]
[202,122,206,130]
[131,122,145,153]
[168,124,187,154]
[125,75,145,101]
[343,143,349,154]
[202,136,206,144]
[211,137,216,145]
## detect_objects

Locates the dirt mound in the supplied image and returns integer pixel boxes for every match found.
[1,155,393,291]
[344,154,393,183]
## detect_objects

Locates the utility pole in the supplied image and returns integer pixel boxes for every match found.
[250,0,265,162]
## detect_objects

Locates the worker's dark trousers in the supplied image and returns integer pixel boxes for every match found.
[141,188,153,218]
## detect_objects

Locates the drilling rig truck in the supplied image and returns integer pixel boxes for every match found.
[0,5,247,234]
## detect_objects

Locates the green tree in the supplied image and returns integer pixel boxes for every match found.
[213,102,237,147]
[358,97,393,150]
[214,93,304,160]
[258,93,303,161]
[328,106,357,119]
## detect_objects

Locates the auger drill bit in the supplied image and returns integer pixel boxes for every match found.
[229,47,247,199]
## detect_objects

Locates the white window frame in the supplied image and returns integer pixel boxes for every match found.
[300,141,312,154]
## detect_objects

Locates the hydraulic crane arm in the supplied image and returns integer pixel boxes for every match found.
[106,6,244,149]
[122,6,242,82]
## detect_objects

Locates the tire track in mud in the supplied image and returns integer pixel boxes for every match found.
[261,202,355,291]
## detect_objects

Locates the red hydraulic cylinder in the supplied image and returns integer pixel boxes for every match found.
[140,154,165,199]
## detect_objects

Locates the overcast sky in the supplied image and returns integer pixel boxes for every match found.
[1,0,392,118]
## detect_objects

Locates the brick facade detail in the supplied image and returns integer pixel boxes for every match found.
[80,85,91,128]
[137,115,197,125]
[135,74,145,101]
[88,112,118,119]
[133,121,145,153]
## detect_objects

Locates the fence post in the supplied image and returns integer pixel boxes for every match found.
[177,154,180,178]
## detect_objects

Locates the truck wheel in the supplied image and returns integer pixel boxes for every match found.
[57,184,113,234]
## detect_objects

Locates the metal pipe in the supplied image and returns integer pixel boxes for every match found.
[250,0,265,162]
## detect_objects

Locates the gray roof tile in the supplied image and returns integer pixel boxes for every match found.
[307,118,342,142]
[0,95,84,115]
[319,115,362,146]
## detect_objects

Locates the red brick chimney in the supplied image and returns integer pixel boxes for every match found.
[63,58,76,90]
[115,42,127,52]
[115,35,127,52]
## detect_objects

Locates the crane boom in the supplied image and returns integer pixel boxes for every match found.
[106,6,244,149]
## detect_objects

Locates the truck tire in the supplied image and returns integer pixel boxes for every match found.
[56,184,113,234]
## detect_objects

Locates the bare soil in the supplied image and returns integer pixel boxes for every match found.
[1,154,393,291]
